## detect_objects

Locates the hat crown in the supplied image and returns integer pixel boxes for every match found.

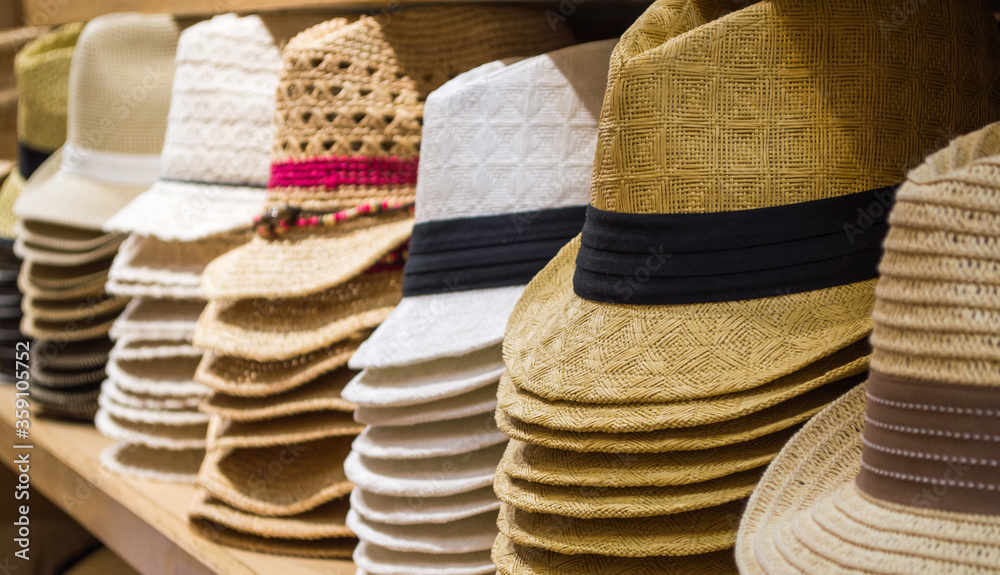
[415,41,614,224]
[66,13,178,156]
[15,23,83,152]
[592,0,1000,215]
[159,14,280,186]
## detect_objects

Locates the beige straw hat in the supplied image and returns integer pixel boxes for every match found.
[0,26,48,162]
[209,411,362,450]
[15,218,120,252]
[349,39,613,370]
[0,23,81,239]
[100,378,201,410]
[33,337,112,370]
[15,13,179,230]
[109,297,203,343]
[194,334,365,397]
[189,491,357,559]
[103,14,281,241]
[100,443,203,483]
[492,533,737,575]
[736,121,1000,574]
[354,541,494,575]
[202,6,574,300]
[18,257,111,296]
[105,355,209,398]
[199,367,355,421]
[22,308,118,341]
[94,409,208,449]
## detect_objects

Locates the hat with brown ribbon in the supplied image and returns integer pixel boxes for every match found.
[736,120,1000,574]
[494,0,1000,566]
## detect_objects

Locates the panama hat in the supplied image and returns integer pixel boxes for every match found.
[342,344,505,408]
[100,443,204,483]
[0,23,81,239]
[103,14,281,240]
[354,542,494,575]
[21,308,118,341]
[350,485,499,526]
[194,335,366,397]
[198,367,355,420]
[349,40,613,370]
[736,121,1000,574]
[106,234,245,299]
[15,13,178,230]
[201,6,574,301]
[346,510,498,554]
[188,492,357,559]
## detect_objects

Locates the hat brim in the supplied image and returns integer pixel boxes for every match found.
[198,367,355,420]
[19,257,112,290]
[350,411,507,460]
[15,149,151,231]
[355,541,494,575]
[109,339,202,361]
[106,355,209,398]
[735,381,1000,574]
[198,434,354,517]
[31,382,100,420]
[498,341,869,433]
[350,485,500,526]
[492,533,738,575]
[194,336,364,397]
[349,285,526,369]
[103,180,266,240]
[14,234,124,266]
[100,378,202,410]
[209,410,362,450]
[33,337,113,370]
[29,364,106,388]
[97,391,208,426]
[22,308,119,341]
[202,217,414,300]
[342,344,504,408]
[23,293,129,322]
[188,491,354,541]
[495,467,760,520]
[353,382,498,427]
[346,509,499,554]
[344,443,505,498]
[194,270,401,361]
[95,409,208,449]
[498,499,744,557]
[99,443,204,484]
[109,297,204,343]
[189,517,356,559]
[16,219,123,252]
[0,168,23,240]
[106,233,245,299]
[19,270,109,300]
[496,375,861,453]
[507,237,875,404]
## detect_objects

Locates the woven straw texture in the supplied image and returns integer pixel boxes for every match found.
[22,308,118,341]
[353,382,497,427]
[344,442,505,498]
[101,378,202,410]
[95,409,208,449]
[22,293,127,322]
[209,411,362,450]
[493,533,738,575]
[194,335,364,397]
[499,340,869,433]
[29,363,105,388]
[104,14,281,240]
[350,484,499,526]
[351,411,507,460]
[504,0,1000,409]
[199,367,354,421]
[98,391,208,425]
[100,443,203,484]
[737,122,1000,574]
[189,490,353,540]
[355,541,494,575]
[33,337,112,370]
[110,339,202,361]
[198,434,354,517]
[109,297,203,343]
[342,345,504,407]
[15,14,179,230]
[14,23,81,151]
[31,383,100,420]
[346,509,498,554]
[202,5,574,300]
[195,270,401,361]
[19,261,111,300]
[189,517,356,559]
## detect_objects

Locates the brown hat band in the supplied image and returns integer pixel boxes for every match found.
[856,370,1000,516]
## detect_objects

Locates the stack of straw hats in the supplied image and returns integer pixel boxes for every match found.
[737,119,1000,574]
[93,14,283,483]
[0,26,47,162]
[490,0,1000,572]
[0,24,81,382]
[340,39,613,574]
[186,7,572,557]
[12,14,178,420]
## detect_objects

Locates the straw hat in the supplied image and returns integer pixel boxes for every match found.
[95,409,208,449]
[106,234,245,299]
[342,344,505,408]
[353,383,498,427]
[30,382,100,419]
[346,510,498,554]
[100,378,201,410]
[354,542,494,575]
[0,27,48,160]
[105,355,209,397]
[103,14,281,241]
[198,367,355,420]
[736,121,1000,574]
[99,443,203,484]
[32,337,112,370]
[350,485,499,526]
[0,23,81,239]
[15,13,178,230]
[208,411,362,450]
[109,297,203,343]
[201,6,574,301]
[109,339,202,361]
[351,411,507,460]
[349,40,613,370]
[344,442,505,498]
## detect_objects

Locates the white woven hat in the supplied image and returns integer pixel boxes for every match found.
[350,485,500,526]
[351,412,507,460]
[109,297,204,343]
[344,442,504,498]
[103,14,279,240]
[342,345,504,407]
[354,542,495,575]
[100,442,203,484]
[349,40,613,370]
[106,233,245,299]
[353,382,497,427]
[347,509,499,554]
[15,13,178,230]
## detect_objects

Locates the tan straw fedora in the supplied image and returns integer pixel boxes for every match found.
[201,6,574,301]
[198,367,355,420]
[0,23,81,239]
[15,13,178,230]
[100,443,204,484]
[736,121,1000,574]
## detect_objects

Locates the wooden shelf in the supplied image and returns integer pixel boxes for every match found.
[0,385,356,575]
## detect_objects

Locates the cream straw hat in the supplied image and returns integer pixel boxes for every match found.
[354,542,494,575]
[15,13,178,230]
[736,120,1000,575]
[103,14,279,240]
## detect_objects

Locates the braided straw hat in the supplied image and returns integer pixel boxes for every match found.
[198,366,355,421]
[103,14,281,241]
[15,13,178,231]
[109,297,203,343]
[99,443,204,484]
[202,6,574,300]
[0,23,81,240]
[736,121,1000,574]
[349,40,613,370]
